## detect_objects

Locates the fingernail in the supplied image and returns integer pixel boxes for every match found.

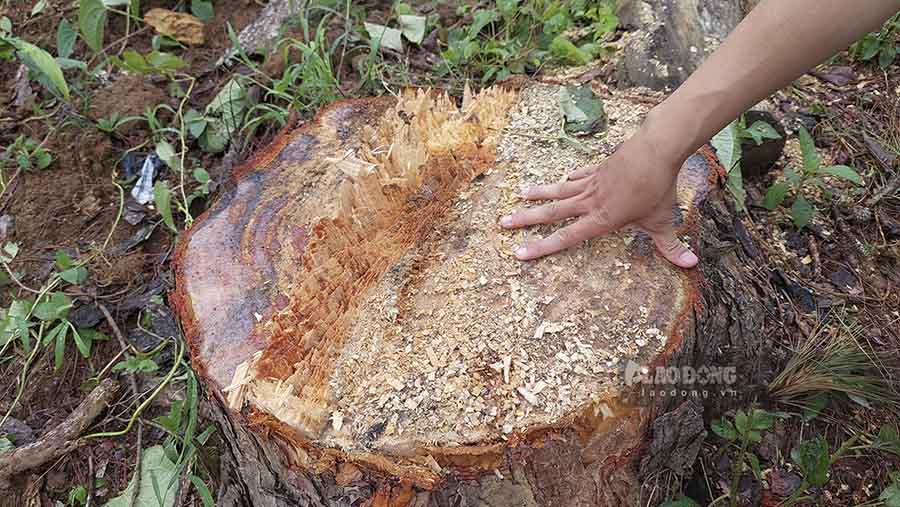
[514,246,528,258]
[679,250,698,267]
[500,215,513,227]
[518,186,530,197]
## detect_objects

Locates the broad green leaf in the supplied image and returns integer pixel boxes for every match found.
[497,0,519,21]
[711,121,741,172]
[184,109,207,138]
[57,18,77,59]
[145,51,186,73]
[822,165,863,185]
[191,0,214,22]
[744,120,781,145]
[31,0,48,16]
[206,79,246,134]
[468,9,498,38]
[192,167,210,184]
[734,410,750,435]
[105,446,178,507]
[558,84,605,135]
[549,35,592,65]
[660,496,700,507]
[791,195,814,228]
[0,437,13,453]
[33,292,73,321]
[55,250,73,269]
[59,266,88,284]
[153,181,177,233]
[2,241,20,261]
[859,35,881,60]
[881,481,900,507]
[726,164,747,212]
[797,126,819,175]
[113,357,159,373]
[398,15,426,44]
[879,44,897,69]
[78,0,107,53]
[711,418,737,441]
[69,486,88,506]
[791,437,830,486]
[155,139,177,168]
[750,409,774,430]
[364,22,403,52]
[763,182,789,210]
[11,38,70,99]
[190,476,214,507]
[784,166,802,187]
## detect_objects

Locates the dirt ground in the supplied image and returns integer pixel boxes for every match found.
[0,1,898,506]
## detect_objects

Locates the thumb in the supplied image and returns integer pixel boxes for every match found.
[649,226,698,269]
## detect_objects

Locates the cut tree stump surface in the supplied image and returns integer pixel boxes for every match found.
[172,81,716,499]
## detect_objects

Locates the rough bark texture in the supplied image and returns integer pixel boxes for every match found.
[175,82,781,506]
[616,0,760,90]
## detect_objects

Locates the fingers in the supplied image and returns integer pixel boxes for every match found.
[649,228,698,268]
[519,179,586,201]
[566,164,600,181]
[513,213,610,260]
[500,197,584,229]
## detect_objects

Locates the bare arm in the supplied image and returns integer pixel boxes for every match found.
[502,0,900,267]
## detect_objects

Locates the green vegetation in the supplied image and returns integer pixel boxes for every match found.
[763,126,863,228]
[854,11,900,68]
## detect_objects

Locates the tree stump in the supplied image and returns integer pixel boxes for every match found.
[172,81,775,506]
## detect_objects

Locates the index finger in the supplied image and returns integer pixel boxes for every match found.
[514,213,612,260]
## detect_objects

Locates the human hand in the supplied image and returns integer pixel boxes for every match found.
[499,128,699,269]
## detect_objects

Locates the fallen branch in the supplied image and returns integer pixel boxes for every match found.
[0,377,119,487]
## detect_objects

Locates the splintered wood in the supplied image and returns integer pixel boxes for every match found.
[174,82,706,472]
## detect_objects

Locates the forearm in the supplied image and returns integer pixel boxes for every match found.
[644,0,900,166]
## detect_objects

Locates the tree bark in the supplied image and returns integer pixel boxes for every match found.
[173,82,780,507]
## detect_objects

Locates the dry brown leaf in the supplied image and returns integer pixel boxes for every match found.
[144,8,205,45]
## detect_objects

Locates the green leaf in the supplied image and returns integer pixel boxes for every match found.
[558,84,605,135]
[797,126,819,175]
[744,120,781,145]
[59,266,88,284]
[497,0,519,21]
[105,446,178,507]
[784,166,802,187]
[549,35,592,65]
[189,476,214,507]
[11,38,70,99]
[33,292,73,321]
[822,165,863,185]
[190,0,214,22]
[31,0,48,16]
[878,44,897,69]
[790,195,814,228]
[712,121,741,172]
[78,0,107,53]
[57,18,77,59]
[398,15,426,44]
[791,437,830,486]
[726,164,747,212]
[468,9,498,38]
[763,182,789,210]
[750,409,774,430]
[184,109,207,138]
[154,181,177,233]
[859,35,881,60]
[660,496,700,507]
[0,437,13,453]
[69,485,88,506]
[155,139,178,169]
[55,250,74,269]
[364,22,403,52]
[746,452,762,479]
[881,481,900,507]
[48,321,68,370]
[2,241,20,262]
[113,357,159,373]
[71,326,91,358]
[145,50,186,73]
[734,410,750,435]
[711,418,738,441]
